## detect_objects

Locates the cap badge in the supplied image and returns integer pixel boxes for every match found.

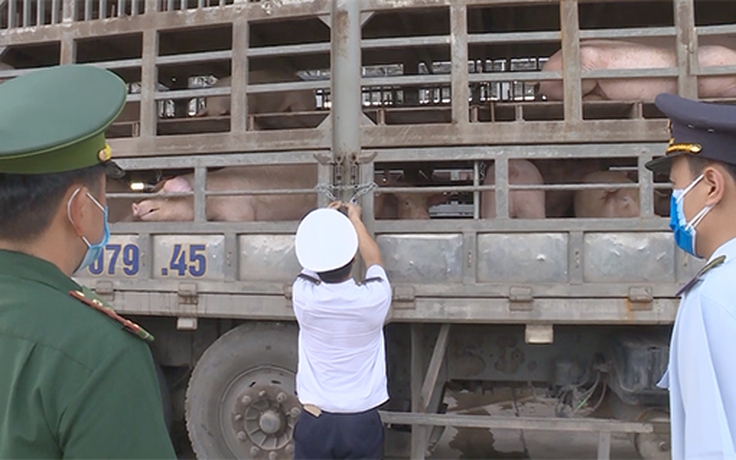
[97,144,112,162]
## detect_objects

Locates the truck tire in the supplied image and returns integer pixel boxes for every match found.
[632,408,671,460]
[186,322,299,459]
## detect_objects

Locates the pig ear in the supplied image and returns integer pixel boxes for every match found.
[162,177,193,193]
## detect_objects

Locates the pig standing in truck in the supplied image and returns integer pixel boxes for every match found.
[646,94,736,458]
[291,201,392,459]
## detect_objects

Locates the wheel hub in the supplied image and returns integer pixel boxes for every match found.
[226,371,301,459]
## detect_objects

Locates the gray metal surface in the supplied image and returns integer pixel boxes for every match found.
[583,233,676,284]
[477,233,569,284]
[378,234,464,284]
[238,235,300,283]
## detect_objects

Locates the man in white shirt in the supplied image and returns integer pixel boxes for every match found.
[646,93,736,458]
[292,201,392,459]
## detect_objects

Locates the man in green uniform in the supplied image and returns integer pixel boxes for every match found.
[0,65,176,458]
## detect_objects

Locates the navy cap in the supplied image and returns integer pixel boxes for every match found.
[645,93,736,174]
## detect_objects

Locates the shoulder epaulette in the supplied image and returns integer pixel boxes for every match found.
[297,273,321,285]
[675,254,727,297]
[360,277,384,285]
[69,286,154,342]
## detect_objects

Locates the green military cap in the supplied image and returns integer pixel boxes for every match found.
[0,64,127,177]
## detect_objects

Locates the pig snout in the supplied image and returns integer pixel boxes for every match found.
[131,201,159,221]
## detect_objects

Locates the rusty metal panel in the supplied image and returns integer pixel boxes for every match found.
[477,233,568,283]
[238,235,301,282]
[583,233,675,283]
[377,234,464,284]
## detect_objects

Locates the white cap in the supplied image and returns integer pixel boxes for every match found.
[295,208,359,272]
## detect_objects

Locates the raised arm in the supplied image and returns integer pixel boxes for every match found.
[342,202,383,269]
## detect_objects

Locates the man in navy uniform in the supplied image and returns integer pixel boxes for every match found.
[291,201,392,459]
[646,93,736,458]
[0,65,175,458]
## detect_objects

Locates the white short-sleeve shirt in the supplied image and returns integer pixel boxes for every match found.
[292,265,392,413]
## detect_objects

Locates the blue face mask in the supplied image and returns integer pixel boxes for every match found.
[67,188,110,273]
[669,174,712,258]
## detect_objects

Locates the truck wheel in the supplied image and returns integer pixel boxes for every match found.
[632,408,670,460]
[186,322,299,459]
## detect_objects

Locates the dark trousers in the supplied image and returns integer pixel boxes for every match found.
[293,407,384,460]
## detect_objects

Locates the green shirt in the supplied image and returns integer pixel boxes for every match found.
[0,250,176,458]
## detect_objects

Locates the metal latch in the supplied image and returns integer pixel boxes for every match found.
[393,285,415,309]
[177,283,199,330]
[94,280,114,302]
[509,286,533,311]
[178,283,198,306]
[525,324,554,344]
[628,286,653,310]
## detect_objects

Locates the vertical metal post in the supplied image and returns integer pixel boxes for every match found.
[193,166,207,222]
[62,0,75,22]
[331,0,361,202]
[99,0,106,19]
[450,4,469,126]
[597,431,611,460]
[360,159,376,234]
[140,29,159,137]
[22,0,29,26]
[639,152,655,217]
[560,0,582,122]
[494,156,510,219]
[8,0,16,28]
[231,16,249,134]
[674,0,698,98]
[117,0,123,17]
[60,35,76,64]
[84,0,91,20]
[410,324,427,460]
[473,161,480,219]
[36,0,44,26]
[51,0,59,23]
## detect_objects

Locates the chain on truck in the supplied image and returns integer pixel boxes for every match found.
[3,0,736,458]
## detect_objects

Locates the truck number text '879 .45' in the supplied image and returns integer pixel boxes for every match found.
[87,243,208,278]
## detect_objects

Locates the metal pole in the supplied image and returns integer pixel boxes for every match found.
[331,0,361,203]
[674,0,698,98]
[560,0,582,122]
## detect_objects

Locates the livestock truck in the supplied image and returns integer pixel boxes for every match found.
[3,0,736,458]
